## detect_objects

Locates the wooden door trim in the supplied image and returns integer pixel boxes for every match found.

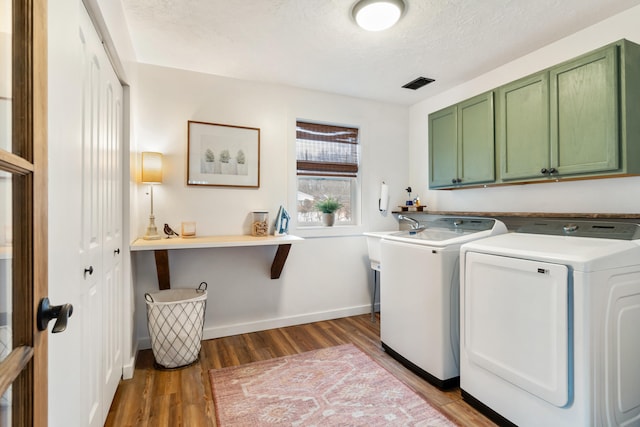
[0,347,34,396]
[0,151,34,174]
[33,0,49,425]
[0,0,48,425]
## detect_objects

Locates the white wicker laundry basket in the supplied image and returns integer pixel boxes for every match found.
[145,282,207,369]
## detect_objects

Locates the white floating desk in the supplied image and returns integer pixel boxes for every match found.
[130,234,304,289]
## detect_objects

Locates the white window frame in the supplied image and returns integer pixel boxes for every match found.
[289,118,364,237]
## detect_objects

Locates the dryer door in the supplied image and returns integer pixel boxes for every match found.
[464,252,570,407]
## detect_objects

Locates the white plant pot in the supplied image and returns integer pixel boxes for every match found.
[322,213,336,227]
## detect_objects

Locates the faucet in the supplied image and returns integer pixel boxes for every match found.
[398,214,421,230]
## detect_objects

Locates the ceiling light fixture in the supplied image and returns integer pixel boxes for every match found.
[352,0,406,31]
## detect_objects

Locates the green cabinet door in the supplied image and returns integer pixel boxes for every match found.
[498,72,550,180]
[430,39,640,189]
[429,92,495,188]
[429,106,458,188]
[458,92,495,185]
[550,45,619,175]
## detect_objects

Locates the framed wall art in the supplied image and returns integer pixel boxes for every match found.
[187,120,260,187]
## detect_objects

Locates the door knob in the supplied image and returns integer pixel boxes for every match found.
[84,265,94,277]
[37,297,73,333]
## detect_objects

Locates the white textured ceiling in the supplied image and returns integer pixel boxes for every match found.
[120,0,640,105]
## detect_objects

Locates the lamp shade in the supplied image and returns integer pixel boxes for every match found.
[352,0,405,31]
[141,152,163,184]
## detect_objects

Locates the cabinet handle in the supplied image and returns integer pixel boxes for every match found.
[114,248,120,255]
[84,266,94,277]
[541,168,548,175]
[549,168,557,174]
[452,178,457,184]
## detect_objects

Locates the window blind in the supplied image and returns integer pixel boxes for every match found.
[296,121,359,177]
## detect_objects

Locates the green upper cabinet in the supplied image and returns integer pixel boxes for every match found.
[496,39,640,183]
[429,92,495,188]
[430,39,640,189]
[550,45,619,176]
[499,46,618,181]
[498,72,550,180]
[429,106,457,188]
[459,93,496,184]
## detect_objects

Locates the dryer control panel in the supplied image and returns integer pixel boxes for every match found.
[517,220,640,240]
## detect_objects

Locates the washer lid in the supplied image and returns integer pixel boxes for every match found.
[384,217,507,247]
[461,232,640,272]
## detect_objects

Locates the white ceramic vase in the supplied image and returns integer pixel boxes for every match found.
[322,213,336,227]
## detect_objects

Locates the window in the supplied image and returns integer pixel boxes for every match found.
[296,121,360,226]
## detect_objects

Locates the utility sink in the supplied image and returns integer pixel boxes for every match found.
[363,231,397,271]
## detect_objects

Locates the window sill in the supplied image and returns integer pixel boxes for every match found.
[293,224,365,238]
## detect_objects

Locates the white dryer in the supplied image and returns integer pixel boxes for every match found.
[460,220,640,426]
[380,217,507,389]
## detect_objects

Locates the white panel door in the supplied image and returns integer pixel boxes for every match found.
[48,2,123,426]
[79,6,124,425]
[80,16,104,425]
[101,61,124,420]
[48,1,85,424]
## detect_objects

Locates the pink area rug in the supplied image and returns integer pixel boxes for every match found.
[209,344,457,426]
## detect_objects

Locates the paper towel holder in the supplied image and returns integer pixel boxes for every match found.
[379,181,388,212]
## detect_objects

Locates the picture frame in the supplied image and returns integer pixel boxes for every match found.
[187,120,260,187]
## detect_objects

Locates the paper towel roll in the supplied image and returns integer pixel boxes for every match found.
[379,183,389,211]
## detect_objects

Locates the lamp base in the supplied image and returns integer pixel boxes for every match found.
[143,230,161,240]
[143,214,161,240]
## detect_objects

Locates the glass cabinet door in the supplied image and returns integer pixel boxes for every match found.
[0,1,48,425]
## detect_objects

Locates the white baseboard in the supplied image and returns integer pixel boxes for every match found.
[122,340,139,379]
[137,304,373,350]
[122,354,137,380]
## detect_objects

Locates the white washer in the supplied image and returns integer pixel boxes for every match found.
[460,220,640,427]
[380,217,507,389]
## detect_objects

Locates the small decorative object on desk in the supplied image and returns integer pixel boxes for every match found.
[274,205,290,236]
[252,211,269,236]
[181,221,196,238]
[164,223,180,238]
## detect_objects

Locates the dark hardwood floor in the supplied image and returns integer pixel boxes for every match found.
[105,314,496,426]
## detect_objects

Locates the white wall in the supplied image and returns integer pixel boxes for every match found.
[132,64,409,346]
[410,4,640,214]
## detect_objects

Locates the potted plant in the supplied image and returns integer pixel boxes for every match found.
[315,197,342,226]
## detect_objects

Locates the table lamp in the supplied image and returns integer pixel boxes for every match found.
[141,152,163,240]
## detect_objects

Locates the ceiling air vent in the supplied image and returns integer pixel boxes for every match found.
[402,77,435,90]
